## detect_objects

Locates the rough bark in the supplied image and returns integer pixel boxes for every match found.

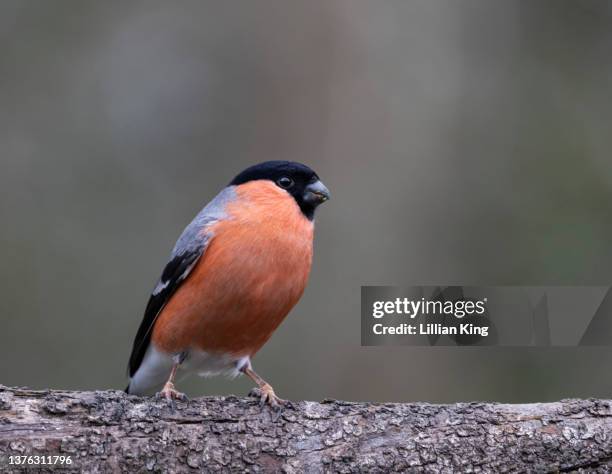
[1,385,611,473]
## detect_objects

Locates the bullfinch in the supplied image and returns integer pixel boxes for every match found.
[126,161,330,407]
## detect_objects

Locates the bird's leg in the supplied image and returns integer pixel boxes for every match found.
[157,363,187,401]
[241,366,285,408]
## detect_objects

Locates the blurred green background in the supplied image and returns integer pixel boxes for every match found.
[2,0,612,403]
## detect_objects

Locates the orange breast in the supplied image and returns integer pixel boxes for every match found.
[151,181,314,357]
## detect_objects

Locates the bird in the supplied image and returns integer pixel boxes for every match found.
[125,161,330,407]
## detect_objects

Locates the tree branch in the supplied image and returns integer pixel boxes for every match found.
[0,385,611,472]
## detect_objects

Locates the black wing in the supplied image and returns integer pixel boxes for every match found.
[127,249,204,377]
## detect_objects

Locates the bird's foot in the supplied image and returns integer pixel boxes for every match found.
[156,383,188,402]
[248,383,286,409]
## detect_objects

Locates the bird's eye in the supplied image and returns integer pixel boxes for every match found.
[277,177,294,189]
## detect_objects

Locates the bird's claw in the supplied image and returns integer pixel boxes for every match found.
[156,384,188,402]
[248,384,285,409]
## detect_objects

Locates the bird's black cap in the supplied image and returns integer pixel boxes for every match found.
[230,161,329,220]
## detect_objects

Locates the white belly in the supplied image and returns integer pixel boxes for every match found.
[182,350,250,378]
[127,345,250,395]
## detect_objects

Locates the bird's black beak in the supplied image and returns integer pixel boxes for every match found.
[303,180,331,206]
